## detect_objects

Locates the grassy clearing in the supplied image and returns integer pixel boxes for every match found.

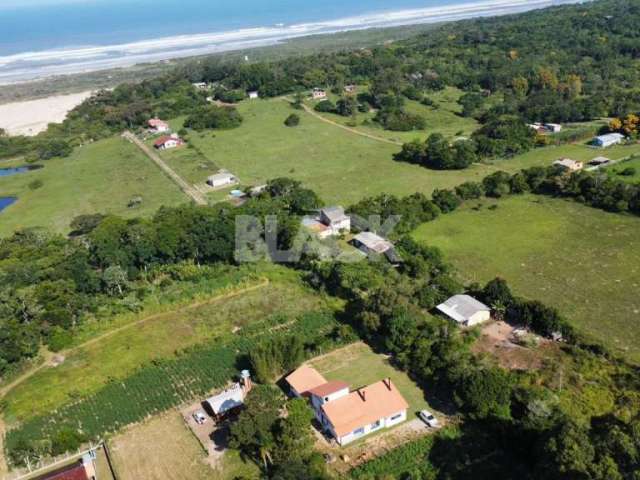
[604,156,640,183]
[180,98,536,205]
[109,412,214,480]
[309,342,431,417]
[413,195,640,363]
[0,137,186,236]
[310,87,480,144]
[2,277,326,425]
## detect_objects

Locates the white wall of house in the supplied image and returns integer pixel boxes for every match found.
[332,409,407,446]
[310,388,349,421]
[466,310,491,327]
[159,140,179,150]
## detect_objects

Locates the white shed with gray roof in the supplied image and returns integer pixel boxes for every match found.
[436,295,491,327]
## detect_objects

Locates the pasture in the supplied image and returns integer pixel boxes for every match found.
[109,412,215,480]
[182,98,519,205]
[2,274,326,425]
[604,155,640,183]
[309,86,480,144]
[413,195,640,363]
[0,137,186,236]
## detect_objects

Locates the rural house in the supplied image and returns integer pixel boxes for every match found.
[594,133,625,148]
[436,294,491,327]
[312,88,327,100]
[248,91,259,99]
[285,366,409,446]
[553,158,584,172]
[148,118,170,133]
[344,85,357,94]
[207,171,238,188]
[303,206,351,239]
[153,134,184,150]
[204,370,252,421]
[192,82,209,90]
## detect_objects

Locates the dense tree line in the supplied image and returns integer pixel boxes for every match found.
[0,178,319,376]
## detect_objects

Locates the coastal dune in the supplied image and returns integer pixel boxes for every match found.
[0,91,92,136]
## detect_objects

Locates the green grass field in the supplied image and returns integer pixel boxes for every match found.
[2,276,326,425]
[179,97,584,206]
[0,137,187,236]
[603,156,640,183]
[309,87,480,144]
[413,195,640,363]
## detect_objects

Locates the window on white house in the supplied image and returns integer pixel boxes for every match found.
[390,413,402,421]
[371,419,381,429]
[353,427,365,437]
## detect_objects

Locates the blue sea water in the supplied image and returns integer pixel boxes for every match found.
[1,0,458,55]
[0,0,581,84]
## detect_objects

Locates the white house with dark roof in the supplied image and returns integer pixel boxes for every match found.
[436,294,491,327]
[302,206,350,239]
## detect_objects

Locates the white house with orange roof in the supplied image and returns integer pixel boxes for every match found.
[285,366,409,446]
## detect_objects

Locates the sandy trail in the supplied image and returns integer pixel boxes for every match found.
[0,91,93,136]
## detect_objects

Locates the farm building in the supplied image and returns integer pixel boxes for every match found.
[204,370,252,421]
[344,85,357,94]
[594,133,625,148]
[285,366,409,446]
[352,232,400,264]
[35,453,96,480]
[192,82,209,91]
[590,156,611,166]
[553,158,584,171]
[248,91,259,99]
[148,118,170,133]
[303,206,351,239]
[312,88,327,100]
[153,134,184,150]
[207,171,238,188]
[436,294,491,327]
[545,123,562,133]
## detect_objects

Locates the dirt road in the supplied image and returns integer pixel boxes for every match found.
[122,131,208,205]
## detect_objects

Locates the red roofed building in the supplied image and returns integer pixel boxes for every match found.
[148,118,170,133]
[154,134,184,150]
[285,366,409,446]
[35,454,96,480]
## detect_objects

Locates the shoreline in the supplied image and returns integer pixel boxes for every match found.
[0,0,587,86]
[0,91,93,136]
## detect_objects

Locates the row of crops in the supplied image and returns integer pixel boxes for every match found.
[5,309,346,465]
[350,435,437,479]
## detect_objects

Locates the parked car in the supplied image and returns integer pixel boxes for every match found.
[419,410,439,428]
[193,411,207,424]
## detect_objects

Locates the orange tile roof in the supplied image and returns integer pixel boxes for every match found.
[285,366,327,395]
[307,380,349,398]
[321,379,409,437]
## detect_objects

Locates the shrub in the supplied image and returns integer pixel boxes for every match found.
[618,167,636,176]
[284,113,300,127]
[314,100,336,113]
[28,179,43,190]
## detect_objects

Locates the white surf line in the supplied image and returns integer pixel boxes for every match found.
[0,0,589,84]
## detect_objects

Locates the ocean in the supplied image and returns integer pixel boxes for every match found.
[0,0,583,84]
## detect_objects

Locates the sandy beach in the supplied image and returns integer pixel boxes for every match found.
[0,91,92,136]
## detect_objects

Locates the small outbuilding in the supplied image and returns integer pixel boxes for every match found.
[207,172,238,188]
[148,118,170,133]
[590,156,611,166]
[204,370,252,421]
[436,294,491,327]
[553,158,584,172]
[248,91,259,99]
[594,133,625,148]
[312,88,327,100]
